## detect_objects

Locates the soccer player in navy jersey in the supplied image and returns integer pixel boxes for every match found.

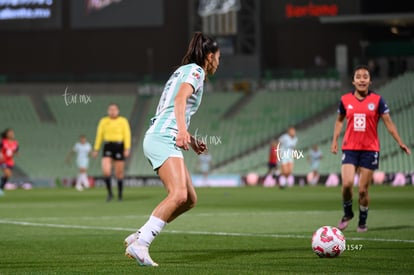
[331,65,411,232]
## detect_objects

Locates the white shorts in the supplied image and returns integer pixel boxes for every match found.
[311,161,320,171]
[280,158,294,165]
[143,133,183,171]
[199,164,210,174]
[76,158,89,169]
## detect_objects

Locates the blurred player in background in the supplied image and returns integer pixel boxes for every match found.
[0,128,19,195]
[331,65,411,232]
[278,126,298,188]
[66,135,92,191]
[267,140,279,176]
[124,32,220,267]
[307,144,322,185]
[262,140,279,187]
[92,103,131,202]
[198,151,212,184]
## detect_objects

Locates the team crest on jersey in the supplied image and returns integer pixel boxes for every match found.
[192,71,201,80]
[368,103,375,111]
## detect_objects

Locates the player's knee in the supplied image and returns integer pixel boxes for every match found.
[342,178,354,188]
[4,170,12,178]
[281,170,290,177]
[188,195,197,209]
[342,185,353,196]
[171,191,188,207]
[103,171,111,177]
[359,189,368,199]
[115,171,124,179]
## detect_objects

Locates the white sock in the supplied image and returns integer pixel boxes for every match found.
[76,175,82,189]
[137,215,166,247]
[359,205,369,212]
[287,175,294,186]
[279,175,287,187]
[80,173,89,188]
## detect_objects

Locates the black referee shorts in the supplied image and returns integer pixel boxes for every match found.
[102,142,125,161]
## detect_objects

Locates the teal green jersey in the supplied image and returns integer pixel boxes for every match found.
[147,63,205,137]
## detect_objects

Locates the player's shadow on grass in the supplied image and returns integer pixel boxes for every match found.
[370,225,413,231]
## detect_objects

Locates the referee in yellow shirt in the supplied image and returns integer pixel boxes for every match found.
[92,103,131,201]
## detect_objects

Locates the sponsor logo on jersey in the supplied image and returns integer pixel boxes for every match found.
[353,113,366,132]
[347,104,353,109]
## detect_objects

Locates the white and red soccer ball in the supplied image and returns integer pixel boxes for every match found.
[312,226,346,258]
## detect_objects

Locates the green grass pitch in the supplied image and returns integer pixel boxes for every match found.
[0,185,413,274]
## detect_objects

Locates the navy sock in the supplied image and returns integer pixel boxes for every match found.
[343,200,354,218]
[1,176,7,190]
[359,206,369,226]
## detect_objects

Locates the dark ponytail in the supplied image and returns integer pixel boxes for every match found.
[1,128,11,139]
[181,32,219,67]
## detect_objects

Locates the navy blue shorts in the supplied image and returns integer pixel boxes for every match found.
[342,150,379,170]
[0,163,14,170]
[268,162,277,169]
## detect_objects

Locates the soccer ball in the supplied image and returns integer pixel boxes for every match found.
[311,226,346,258]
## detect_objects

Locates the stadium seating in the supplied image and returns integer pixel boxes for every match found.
[191,89,339,174]
[0,93,135,178]
[1,72,413,180]
[213,72,414,175]
[127,95,162,175]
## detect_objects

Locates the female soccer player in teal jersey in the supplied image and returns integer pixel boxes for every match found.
[124,32,220,267]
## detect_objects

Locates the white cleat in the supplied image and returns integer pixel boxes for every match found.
[124,231,139,247]
[125,242,158,267]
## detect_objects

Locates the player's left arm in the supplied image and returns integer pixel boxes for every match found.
[123,118,132,158]
[0,142,3,162]
[190,135,207,155]
[13,144,19,157]
[381,114,411,155]
[87,143,93,157]
[379,97,410,155]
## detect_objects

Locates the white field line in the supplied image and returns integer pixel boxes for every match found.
[0,219,413,244]
[1,211,339,221]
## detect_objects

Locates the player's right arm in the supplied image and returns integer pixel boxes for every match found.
[331,113,345,154]
[331,99,346,155]
[65,146,75,164]
[92,118,105,158]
